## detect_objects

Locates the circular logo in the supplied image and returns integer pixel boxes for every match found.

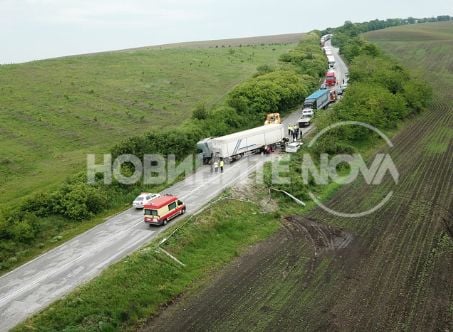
[306,121,398,218]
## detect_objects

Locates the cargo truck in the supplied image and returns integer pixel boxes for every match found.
[325,70,336,86]
[197,124,287,164]
[303,89,330,110]
[327,55,336,68]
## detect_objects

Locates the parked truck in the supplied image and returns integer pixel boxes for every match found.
[197,124,287,164]
[303,89,330,110]
[327,55,336,68]
[325,70,336,86]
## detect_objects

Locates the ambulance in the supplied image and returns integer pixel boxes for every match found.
[144,195,186,226]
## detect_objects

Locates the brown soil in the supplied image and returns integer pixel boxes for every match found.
[140,101,453,331]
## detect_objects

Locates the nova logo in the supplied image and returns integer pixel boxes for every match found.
[301,153,399,185]
[304,121,399,218]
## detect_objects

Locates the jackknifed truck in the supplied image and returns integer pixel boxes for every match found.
[197,124,287,164]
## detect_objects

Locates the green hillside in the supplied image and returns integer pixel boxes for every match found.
[0,41,296,208]
[366,21,453,93]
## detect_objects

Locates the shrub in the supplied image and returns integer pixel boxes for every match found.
[255,64,275,76]
[8,213,39,243]
[227,69,314,117]
[192,103,208,120]
[54,183,108,221]
[22,192,55,217]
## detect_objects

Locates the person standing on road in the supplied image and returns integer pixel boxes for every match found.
[220,159,224,173]
[295,127,300,141]
[214,160,219,173]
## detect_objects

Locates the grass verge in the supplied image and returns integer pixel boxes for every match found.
[15,196,281,331]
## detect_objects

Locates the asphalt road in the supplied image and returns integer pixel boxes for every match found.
[0,40,347,332]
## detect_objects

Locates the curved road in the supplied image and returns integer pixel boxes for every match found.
[0,40,347,331]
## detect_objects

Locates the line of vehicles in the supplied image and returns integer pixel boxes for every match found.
[136,34,348,227]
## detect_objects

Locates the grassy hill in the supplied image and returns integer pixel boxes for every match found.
[366,21,453,93]
[12,23,452,331]
[135,21,452,332]
[0,36,299,209]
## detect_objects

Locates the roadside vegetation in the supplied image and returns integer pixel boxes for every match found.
[15,18,445,330]
[268,24,431,202]
[139,21,451,332]
[14,32,328,330]
[16,193,282,331]
[0,39,302,273]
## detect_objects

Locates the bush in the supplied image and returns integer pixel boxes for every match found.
[192,103,208,120]
[8,213,39,243]
[0,217,8,239]
[22,192,55,217]
[279,33,327,77]
[402,79,432,113]
[53,183,108,221]
[227,70,314,117]
[255,64,275,76]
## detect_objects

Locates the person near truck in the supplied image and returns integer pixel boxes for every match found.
[214,160,219,173]
[219,159,224,173]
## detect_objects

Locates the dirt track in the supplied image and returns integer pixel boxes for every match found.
[142,101,452,331]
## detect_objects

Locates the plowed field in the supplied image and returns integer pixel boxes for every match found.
[141,23,453,332]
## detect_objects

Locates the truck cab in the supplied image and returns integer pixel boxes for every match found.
[196,138,213,164]
[325,71,336,86]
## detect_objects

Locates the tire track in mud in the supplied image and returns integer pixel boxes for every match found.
[269,103,453,330]
[142,217,353,332]
[141,102,452,331]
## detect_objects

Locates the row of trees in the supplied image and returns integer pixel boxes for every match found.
[268,22,432,200]
[322,23,432,144]
[321,15,452,39]
[0,33,326,269]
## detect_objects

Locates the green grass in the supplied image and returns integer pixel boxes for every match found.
[366,21,453,94]
[0,180,173,274]
[15,197,281,331]
[0,42,296,209]
[15,23,453,330]
[365,21,453,42]
[423,125,453,154]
